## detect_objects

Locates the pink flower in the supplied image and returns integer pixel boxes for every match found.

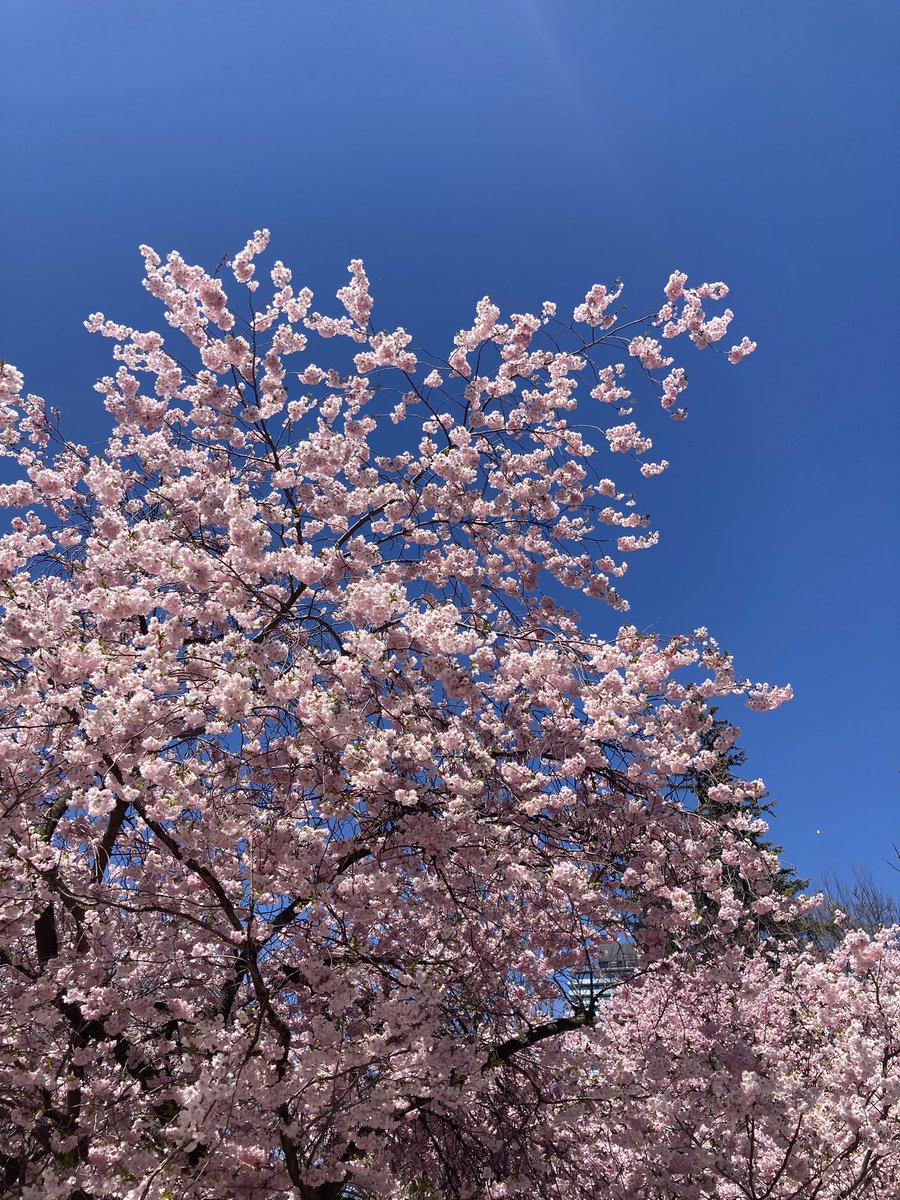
[728,336,758,364]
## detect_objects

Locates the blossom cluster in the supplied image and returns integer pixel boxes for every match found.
[0,236,846,1200]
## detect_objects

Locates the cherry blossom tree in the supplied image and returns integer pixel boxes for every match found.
[570,928,900,1199]
[2,231,890,1199]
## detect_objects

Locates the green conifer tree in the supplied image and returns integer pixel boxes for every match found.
[682,710,811,950]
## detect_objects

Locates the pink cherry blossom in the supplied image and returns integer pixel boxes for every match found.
[0,235,875,1200]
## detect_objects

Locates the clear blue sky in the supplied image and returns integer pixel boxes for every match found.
[2,1,898,892]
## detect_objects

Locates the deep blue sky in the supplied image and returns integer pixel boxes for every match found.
[2,1,898,891]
